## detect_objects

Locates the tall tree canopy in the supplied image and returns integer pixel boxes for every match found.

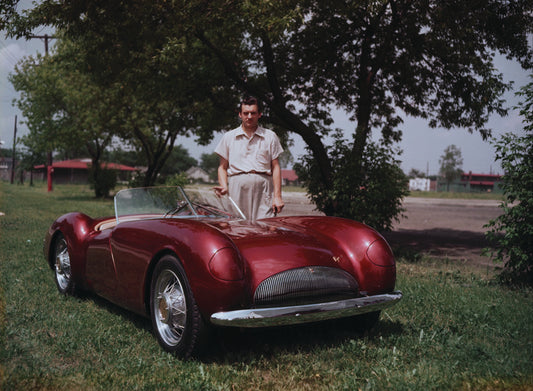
[3,0,532,228]
[9,38,119,196]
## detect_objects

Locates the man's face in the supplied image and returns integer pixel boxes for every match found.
[239,104,262,130]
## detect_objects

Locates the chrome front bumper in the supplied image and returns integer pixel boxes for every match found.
[210,290,402,328]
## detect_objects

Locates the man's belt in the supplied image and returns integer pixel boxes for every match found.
[229,170,271,177]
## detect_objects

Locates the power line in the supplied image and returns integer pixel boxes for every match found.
[0,40,21,68]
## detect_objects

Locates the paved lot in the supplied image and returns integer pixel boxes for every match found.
[283,193,503,265]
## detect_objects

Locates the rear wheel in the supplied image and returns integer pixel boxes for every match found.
[53,234,76,295]
[150,255,206,359]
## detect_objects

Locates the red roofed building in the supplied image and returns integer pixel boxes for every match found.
[281,169,300,186]
[460,172,502,193]
[34,159,137,184]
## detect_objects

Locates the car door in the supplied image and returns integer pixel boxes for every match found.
[85,228,118,298]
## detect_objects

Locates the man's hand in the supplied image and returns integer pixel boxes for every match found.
[213,185,228,197]
[272,196,284,215]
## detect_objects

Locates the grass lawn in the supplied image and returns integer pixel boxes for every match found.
[1,182,531,390]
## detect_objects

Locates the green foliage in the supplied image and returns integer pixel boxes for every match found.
[439,145,463,191]
[158,146,197,180]
[200,153,219,182]
[296,132,409,231]
[408,168,426,178]
[9,38,117,197]
[0,148,12,158]
[88,166,117,198]
[278,149,294,169]
[485,79,533,285]
[164,173,189,188]
[127,172,147,189]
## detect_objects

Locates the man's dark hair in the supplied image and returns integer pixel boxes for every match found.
[240,96,262,112]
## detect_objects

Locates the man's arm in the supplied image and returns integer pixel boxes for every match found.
[271,158,284,214]
[213,156,229,196]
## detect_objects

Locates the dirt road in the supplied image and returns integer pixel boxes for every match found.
[384,197,502,265]
[283,193,503,265]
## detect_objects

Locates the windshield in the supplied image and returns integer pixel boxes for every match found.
[114,186,245,224]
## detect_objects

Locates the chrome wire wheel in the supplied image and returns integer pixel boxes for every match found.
[150,256,206,358]
[153,268,187,347]
[54,236,72,293]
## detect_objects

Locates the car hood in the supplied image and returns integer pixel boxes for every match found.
[206,219,352,287]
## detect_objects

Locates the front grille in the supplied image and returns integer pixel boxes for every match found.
[254,266,359,307]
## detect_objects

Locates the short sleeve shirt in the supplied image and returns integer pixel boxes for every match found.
[214,126,284,176]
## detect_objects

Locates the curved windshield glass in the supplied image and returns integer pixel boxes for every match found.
[114,186,245,223]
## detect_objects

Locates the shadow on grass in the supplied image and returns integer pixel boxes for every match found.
[76,291,153,333]
[200,317,404,364]
[55,195,110,202]
[383,228,497,266]
[75,291,404,363]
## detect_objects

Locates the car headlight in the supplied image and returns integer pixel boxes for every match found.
[366,238,395,267]
[209,247,244,281]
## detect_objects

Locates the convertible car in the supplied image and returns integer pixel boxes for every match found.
[44,186,402,358]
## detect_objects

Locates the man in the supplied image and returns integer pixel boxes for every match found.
[214,96,284,221]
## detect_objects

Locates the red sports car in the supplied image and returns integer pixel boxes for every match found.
[44,186,402,358]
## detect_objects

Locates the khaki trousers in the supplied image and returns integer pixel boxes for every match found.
[228,173,274,221]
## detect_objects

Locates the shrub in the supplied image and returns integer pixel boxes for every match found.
[88,166,117,198]
[164,173,189,187]
[296,132,408,232]
[485,79,533,285]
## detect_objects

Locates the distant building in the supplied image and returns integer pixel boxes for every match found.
[409,178,431,192]
[186,167,211,183]
[33,159,136,184]
[0,157,11,181]
[460,172,502,192]
[281,169,299,186]
[436,171,502,193]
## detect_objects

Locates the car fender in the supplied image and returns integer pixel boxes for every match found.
[271,216,397,295]
[108,219,247,318]
[45,212,102,289]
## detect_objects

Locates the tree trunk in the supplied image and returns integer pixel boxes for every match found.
[351,26,375,182]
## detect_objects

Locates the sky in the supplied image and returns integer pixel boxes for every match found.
[1,18,531,176]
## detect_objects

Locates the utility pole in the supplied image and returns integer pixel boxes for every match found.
[29,34,56,191]
[10,115,17,184]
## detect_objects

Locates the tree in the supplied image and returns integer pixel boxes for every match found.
[5,1,532,227]
[158,146,197,181]
[296,131,408,231]
[9,38,118,197]
[104,148,145,168]
[7,2,236,187]
[278,150,294,169]
[485,78,533,285]
[439,145,463,191]
[200,153,220,182]
[16,143,47,187]
[408,168,426,179]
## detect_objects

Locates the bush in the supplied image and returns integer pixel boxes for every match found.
[485,79,533,285]
[164,173,189,187]
[296,132,409,232]
[88,166,117,198]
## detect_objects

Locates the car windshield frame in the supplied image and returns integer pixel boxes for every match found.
[113,186,246,224]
